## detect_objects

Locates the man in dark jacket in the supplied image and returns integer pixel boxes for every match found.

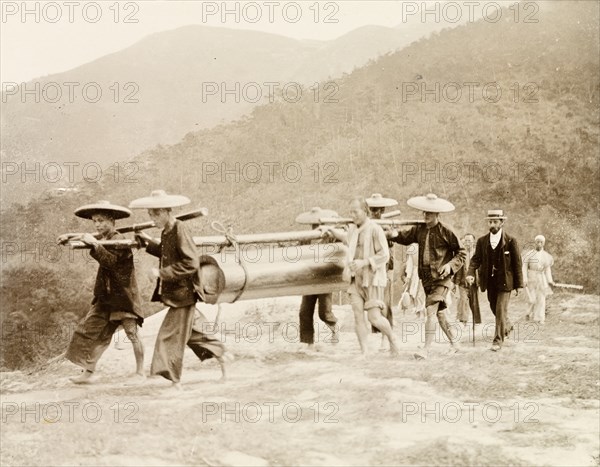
[65,201,145,384]
[132,190,228,389]
[466,210,524,351]
[390,194,466,359]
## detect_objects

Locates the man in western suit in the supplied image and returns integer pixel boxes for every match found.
[466,210,524,351]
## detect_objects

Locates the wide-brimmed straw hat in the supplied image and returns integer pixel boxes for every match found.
[295,207,339,225]
[366,193,398,208]
[74,200,131,220]
[485,209,507,220]
[407,193,455,213]
[129,190,191,209]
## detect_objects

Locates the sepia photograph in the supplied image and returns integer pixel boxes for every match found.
[1,1,599,465]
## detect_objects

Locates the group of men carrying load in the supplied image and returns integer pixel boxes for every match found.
[59,189,552,389]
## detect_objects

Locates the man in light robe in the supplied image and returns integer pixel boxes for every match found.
[322,198,400,356]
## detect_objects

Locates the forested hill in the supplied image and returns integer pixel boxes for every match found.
[1,23,428,207]
[1,1,598,369]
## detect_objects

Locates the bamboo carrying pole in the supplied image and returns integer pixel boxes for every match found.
[57,207,208,245]
[65,222,424,250]
[59,218,440,304]
[381,210,402,219]
[117,207,208,233]
[319,217,424,226]
[65,229,345,250]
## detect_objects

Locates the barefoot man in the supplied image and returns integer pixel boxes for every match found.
[366,193,398,351]
[390,194,466,359]
[63,201,145,384]
[322,197,400,356]
[132,190,229,389]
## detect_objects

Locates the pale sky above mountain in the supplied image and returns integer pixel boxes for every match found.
[0,0,471,83]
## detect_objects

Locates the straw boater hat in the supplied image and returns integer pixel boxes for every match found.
[295,207,339,225]
[74,200,131,220]
[366,193,398,208]
[129,190,191,209]
[407,193,455,213]
[485,209,507,220]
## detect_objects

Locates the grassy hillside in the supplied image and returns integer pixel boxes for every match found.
[0,24,427,208]
[1,1,598,370]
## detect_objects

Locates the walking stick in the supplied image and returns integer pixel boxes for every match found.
[553,283,583,290]
[390,262,395,315]
[471,286,476,346]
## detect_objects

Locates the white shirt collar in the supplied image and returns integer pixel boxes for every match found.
[490,229,503,249]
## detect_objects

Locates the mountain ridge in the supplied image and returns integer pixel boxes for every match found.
[1,22,433,207]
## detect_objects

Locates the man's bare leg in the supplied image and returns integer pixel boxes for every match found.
[436,309,460,354]
[415,303,439,359]
[328,323,339,345]
[367,306,399,356]
[122,319,145,381]
[217,351,234,381]
[218,358,227,381]
[351,300,369,355]
[380,334,387,351]
[378,303,391,351]
[114,326,127,350]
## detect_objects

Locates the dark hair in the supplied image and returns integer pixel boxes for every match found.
[90,211,116,222]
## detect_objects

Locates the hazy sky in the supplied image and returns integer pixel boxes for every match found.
[1,1,429,83]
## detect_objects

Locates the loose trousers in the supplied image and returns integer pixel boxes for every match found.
[299,294,337,344]
[66,304,120,372]
[151,305,225,383]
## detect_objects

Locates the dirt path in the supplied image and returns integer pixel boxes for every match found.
[1,294,598,466]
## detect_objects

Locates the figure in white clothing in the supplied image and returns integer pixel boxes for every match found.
[522,235,555,323]
[400,244,426,319]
